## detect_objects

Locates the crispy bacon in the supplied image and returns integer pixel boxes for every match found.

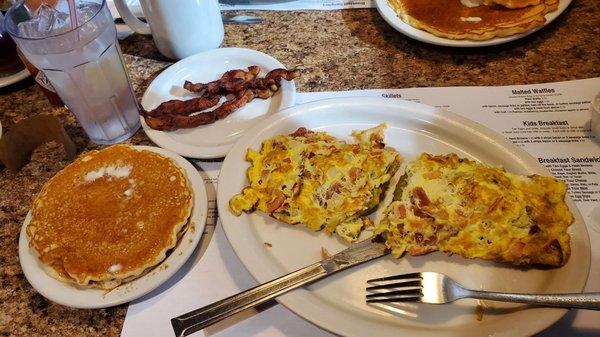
[424,235,438,245]
[394,204,407,218]
[146,95,221,117]
[291,128,310,137]
[170,112,216,129]
[370,133,385,149]
[183,67,299,98]
[348,167,360,182]
[214,90,254,119]
[265,68,301,83]
[143,111,216,131]
[396,223,405,235]
[414,232,424,243]
[412,206,434,220]
[183,66,261,93]
[146,67,300,131]
[266,190,286,213]
[325,182,342,199]
[411,187,431,206]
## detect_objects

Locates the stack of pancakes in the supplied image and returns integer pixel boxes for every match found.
[27,145,193,289]
[388,0,559,40]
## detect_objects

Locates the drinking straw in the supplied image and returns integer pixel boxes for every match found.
[65,0,79,43]
[66,0,77,30]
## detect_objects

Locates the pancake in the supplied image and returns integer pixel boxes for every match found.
[388,0,559,40]
[491,0,543,9]
[461,0,543,9]
[27,145,193,289]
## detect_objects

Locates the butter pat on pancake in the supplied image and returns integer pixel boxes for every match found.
[375,153,572,266]
[388,0,559,40]
[27,145,193,289]
[229,124,402,242]
[491,0,543,9]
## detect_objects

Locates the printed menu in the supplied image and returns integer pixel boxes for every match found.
[122,78,599,337]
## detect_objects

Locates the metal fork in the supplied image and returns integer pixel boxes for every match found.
[366,272,600,310]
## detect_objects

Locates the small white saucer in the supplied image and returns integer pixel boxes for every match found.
[140,47,297,159]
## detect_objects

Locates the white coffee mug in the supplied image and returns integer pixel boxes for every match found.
[113,0,224,60]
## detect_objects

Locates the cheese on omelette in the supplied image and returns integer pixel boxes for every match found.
[229,124,402,242]
[375,153,572,266]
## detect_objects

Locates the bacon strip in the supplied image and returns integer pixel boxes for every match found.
[266,68,301,82]
[214,90,255,119]
[143,111,216,131]
[184,66,261,94]
[146,95,220,117]
[411,187,431,206]
[266,190,286,213]
[145,67,300,131]
[290,127,310,137]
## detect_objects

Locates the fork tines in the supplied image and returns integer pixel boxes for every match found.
[367,272,422,284]
[366,272,423,303]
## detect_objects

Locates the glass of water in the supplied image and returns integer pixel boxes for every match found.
[5,0,140,144]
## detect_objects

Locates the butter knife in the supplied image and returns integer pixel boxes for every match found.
[171,238,389,337]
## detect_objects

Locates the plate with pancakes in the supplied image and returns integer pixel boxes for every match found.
[19,145,208,308]
[375,0,572,47]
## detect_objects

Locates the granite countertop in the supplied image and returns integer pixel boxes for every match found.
[1,2,599,336]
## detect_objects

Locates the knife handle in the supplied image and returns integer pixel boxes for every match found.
[171,262,327,337]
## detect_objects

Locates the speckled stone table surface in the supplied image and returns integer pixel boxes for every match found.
[1,3,599,336]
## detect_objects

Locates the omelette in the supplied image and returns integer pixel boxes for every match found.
[229,124,402,242]
[375,153,572,266]
[27,145,193,289]
[387,0,559,40]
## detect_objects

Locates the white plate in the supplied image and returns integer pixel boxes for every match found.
[0,68,29,88]
[374,0,573,47]
[19,146,208,309]
[140,47,296,159]
[217,97,591,337]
